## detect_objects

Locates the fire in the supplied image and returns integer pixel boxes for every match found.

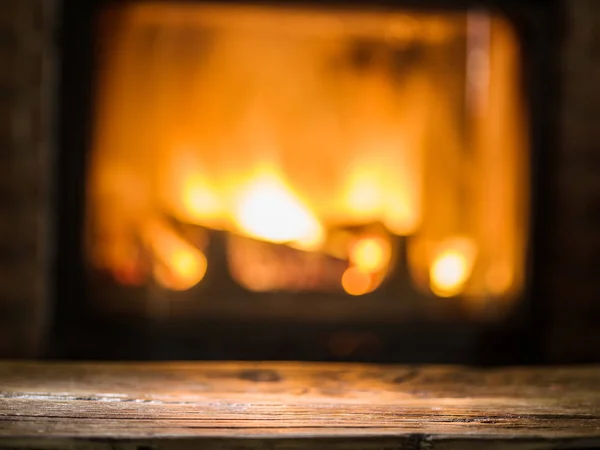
[144,219,208,291]
[429,237,476,297]
[349,237,391,273]
[233,172,324,248]
[341,267,374,296]
[181,174,222,224]
[343,161,420,236]
[161,151,223,228]
[344,168,385,221]
[88,2,527,305]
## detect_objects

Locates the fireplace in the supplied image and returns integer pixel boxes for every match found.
[90,3,526,300]
[36,0,560,363]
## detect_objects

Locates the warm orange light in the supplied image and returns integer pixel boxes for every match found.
[486,263,513,295]
[161,151,223,228]
[384,197,420,237]
[343,161,420,236]
[233,173,323,248]
[182,175,222,222]
[144,220,208,291]
[429,238,476,297]
[344,168,385,221]
[341,266,373,296]
[430,252,467,297]
[105,239,147,286]
[349,237,391,274]
[88,3,527,306]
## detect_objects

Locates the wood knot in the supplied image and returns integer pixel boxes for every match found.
[239,369,282,383]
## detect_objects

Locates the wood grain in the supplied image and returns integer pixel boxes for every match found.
[0,362,599,449]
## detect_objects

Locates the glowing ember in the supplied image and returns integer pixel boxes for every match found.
[227,235,346,292]
[341,266,373,296]
[429,238,476,297]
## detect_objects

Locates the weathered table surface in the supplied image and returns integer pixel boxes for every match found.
[0,362,599,449]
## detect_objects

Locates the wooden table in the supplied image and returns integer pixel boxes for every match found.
[0,362,599,449]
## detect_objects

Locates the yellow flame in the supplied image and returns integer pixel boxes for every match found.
[163,151,223,228]
[344,165,385,222]
[341,266,373,296]
[145,220,208,291]
[343,161,420,235]
[384,196,420,236]
[233,173,324,248]
[345,182,382,220]
[349,236,391,273]
[429,237,476,297]
[181,174,222,222]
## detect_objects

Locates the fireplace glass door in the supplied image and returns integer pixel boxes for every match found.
[85,2,528,331]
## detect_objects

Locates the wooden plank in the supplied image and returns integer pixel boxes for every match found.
[0,362,599,449]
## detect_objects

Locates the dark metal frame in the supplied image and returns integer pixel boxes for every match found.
[51,0,562,364]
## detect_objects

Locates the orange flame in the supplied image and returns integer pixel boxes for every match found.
[144,219,208,291]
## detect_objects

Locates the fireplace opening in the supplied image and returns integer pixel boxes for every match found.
[54,0,541,363]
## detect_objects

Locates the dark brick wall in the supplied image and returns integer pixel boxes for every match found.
[0,0,54,357]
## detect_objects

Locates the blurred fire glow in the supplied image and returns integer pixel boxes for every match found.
[344,160,421,236]
[429,238,476,297]
[349,236,391,274]
[341,266,374,296]
[87,3,527,305]
[144,220,208,291]
[233,172,324,249]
